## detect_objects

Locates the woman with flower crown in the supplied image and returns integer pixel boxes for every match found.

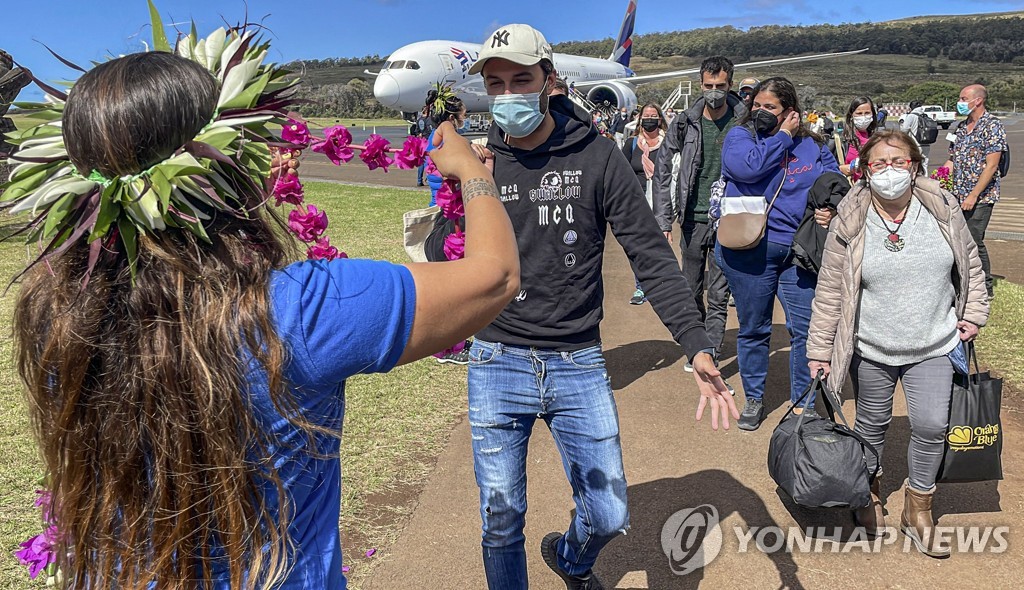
[423,85,468,207]
[3,16,518,589]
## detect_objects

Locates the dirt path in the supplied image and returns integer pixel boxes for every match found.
[295,121,1024,587]
[362,233,1023,589]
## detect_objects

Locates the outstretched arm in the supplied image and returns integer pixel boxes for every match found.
[602,149,738,429]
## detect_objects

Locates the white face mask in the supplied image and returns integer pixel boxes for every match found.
[869,167,913,200]
[853,115,873,130]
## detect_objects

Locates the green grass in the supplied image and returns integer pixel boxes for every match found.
[0,182,467,589]
[305,117,409,129]
[0,220,48,588]
[630,53,1024,111]
[976,279,1024,399]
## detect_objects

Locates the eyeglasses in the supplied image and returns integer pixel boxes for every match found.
[867,158,913,172]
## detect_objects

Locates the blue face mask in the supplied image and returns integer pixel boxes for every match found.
[956,100,974,116]
[488,82,548,138]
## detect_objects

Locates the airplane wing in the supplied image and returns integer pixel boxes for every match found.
[363,69,380,77]
[573,48,868,88]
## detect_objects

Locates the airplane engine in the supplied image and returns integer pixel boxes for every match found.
[585,81,637,113]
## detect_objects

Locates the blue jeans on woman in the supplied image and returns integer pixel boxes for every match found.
[715,239,817,407]
[468,340,629,590]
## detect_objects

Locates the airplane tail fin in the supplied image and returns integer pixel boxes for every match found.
[609,0,637,67]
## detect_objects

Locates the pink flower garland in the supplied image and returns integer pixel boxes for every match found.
[270,117,431,262]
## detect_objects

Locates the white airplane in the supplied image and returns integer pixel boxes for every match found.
[370,0,866,117]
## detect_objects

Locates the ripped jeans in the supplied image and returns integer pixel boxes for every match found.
[468,340,629,589]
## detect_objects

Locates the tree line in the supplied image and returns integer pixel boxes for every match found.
[285,55,384,70]
[553,17,1024,64]
[290,78,398,119]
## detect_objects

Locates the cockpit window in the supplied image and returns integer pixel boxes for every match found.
[391,60,406,69]
[383,61,392,70]
[406,61,420,70]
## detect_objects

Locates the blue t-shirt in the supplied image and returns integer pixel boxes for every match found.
[223,258,415,589]
[425,128,443,205]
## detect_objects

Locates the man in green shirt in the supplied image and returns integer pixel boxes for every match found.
[653,56,747,370]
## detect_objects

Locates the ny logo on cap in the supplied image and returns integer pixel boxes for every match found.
[492,30,510,48]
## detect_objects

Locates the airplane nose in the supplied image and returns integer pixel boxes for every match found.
[374,74,401,108]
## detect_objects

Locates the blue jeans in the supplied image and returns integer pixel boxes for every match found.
[715,239,816,406]
[417,161,426,184]
[468,340,629,589]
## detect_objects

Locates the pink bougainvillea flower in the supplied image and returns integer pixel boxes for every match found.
[365,548,377,558]
[360,135,394,172]
[14,526,57,580]
[288,206,329,242]
[443,228,465,261]
[34,489,54,522]
[395,136,428,170]
[33,490,51,511]
[435,179,464,221]
[342,566,351,574]
[307,237,347,261]
[432,339,467,359]
[424,157,439,178]
[282,118,312,148]
[272,173,304,206]
[311,125,354,165]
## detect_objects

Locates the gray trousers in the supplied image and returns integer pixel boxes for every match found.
[681,220,730,355]
[850,354,954,492]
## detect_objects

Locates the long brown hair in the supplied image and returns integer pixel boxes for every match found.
[842,96,878,153]
[15,52,299,589]
[740,76,821,141]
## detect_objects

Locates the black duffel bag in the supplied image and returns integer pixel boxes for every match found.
[768,372,879,509]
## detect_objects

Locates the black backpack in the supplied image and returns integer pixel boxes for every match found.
[912,112,938,145]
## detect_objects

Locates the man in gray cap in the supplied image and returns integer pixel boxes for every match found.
[737,76,759,109]
[463,23,736,590]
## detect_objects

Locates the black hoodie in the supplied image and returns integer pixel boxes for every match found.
[477,95,712,360]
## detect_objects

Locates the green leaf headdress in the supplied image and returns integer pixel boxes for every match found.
[1,1,305,282]
[430,82,460,118]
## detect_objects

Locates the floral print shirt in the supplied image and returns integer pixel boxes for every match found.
[950,111,1007,205]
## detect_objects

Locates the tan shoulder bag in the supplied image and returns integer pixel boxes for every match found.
[717,155,789,251]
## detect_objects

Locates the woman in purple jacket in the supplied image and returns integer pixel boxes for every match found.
[716,77,840,431]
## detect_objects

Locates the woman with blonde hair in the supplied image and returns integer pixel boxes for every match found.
[807,129,988,558]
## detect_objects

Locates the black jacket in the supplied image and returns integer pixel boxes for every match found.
[477,95,713,359]
[791,172,850,274]
[652,93,748,231]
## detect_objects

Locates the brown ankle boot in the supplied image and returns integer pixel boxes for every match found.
[853,476,885,537]
[900,484,950,558]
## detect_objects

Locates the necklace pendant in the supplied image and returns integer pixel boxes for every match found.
[885,234,905,252]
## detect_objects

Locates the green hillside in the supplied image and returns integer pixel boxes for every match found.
[285,12,1024,117]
